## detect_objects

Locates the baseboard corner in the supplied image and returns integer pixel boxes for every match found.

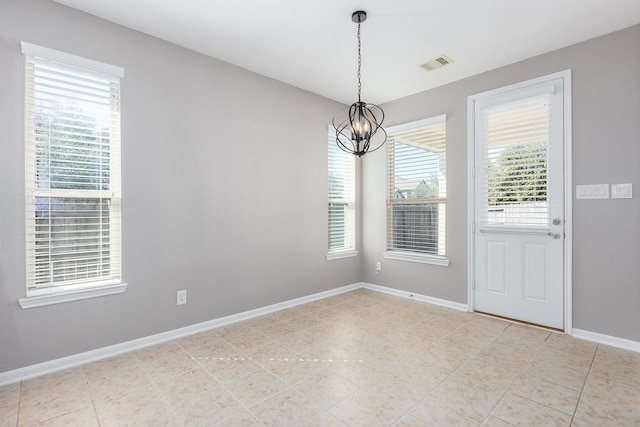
[571,328,640,353]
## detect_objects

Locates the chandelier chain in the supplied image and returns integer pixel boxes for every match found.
[357,21,362,102]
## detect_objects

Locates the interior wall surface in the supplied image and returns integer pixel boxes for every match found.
[1,0,638,375]
[362,25,640,342]
[0,0,356,372]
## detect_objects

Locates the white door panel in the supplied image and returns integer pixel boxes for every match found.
[475,232,563,327]
[471,73,567,329]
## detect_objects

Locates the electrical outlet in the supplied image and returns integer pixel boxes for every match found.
[376,262,382,271]
[177,290,187,305]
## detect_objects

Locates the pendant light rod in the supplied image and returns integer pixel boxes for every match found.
[355,12,363,102]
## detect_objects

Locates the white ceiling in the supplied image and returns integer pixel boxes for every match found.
[53,0,640,105]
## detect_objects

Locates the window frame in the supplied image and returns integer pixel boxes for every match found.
[327,126,358,260]
[19,42,126,309]
[384,115,449,266]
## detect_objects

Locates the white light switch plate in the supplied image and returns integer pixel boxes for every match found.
[576,184,609,199]
[611,183,633,199]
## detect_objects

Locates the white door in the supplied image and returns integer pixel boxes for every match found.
[471,73,569,329]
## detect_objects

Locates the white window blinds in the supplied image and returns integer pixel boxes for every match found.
[476,89,557,228]
[387,116,446,256]
[328,128,356,253]
[23,43,123,293]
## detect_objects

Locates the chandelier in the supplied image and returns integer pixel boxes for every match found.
[332,10,387,157]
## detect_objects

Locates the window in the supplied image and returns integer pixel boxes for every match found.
[478,92,556,228]
[385,115,448,265]
[327,127,357,259]
[21,42,125,308]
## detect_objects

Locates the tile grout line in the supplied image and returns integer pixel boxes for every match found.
[381,311,481,426]
[569,342,599,426]
[81,367,103,427]
[491,330,598,425]
[181,339,264,424]
[136,351,185,427]
[479,323,551,425]
[15,380,23,427]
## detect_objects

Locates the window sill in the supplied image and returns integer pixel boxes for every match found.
[18,281,127,309]
[326,250,359,260]
[383,251,450,266]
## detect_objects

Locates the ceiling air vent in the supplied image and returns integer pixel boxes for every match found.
[420,55,454,72]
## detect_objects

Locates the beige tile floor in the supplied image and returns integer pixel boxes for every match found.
[1,288,639,426]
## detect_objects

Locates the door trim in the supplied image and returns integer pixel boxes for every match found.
[466,70,573,333]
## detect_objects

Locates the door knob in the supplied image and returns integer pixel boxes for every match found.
[548,232,561,239]
[552,218,562,225]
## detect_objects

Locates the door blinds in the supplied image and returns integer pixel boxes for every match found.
[476,87,558,228]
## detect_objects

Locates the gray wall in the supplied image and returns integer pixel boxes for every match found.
[362,25,640,342]
[0,0,359,372]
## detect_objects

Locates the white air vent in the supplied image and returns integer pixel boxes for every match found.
[420,55,454,71]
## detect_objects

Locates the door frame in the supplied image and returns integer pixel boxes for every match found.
[466,70,573,333]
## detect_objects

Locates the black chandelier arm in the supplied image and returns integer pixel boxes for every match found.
[356,103,385,135]
[332,101,387,157]
[334,126,387,157]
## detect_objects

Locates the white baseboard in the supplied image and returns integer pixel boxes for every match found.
[572,328,640,353]
[361,282,469,312]
[4,283,638,386]
[0,283,360,387]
